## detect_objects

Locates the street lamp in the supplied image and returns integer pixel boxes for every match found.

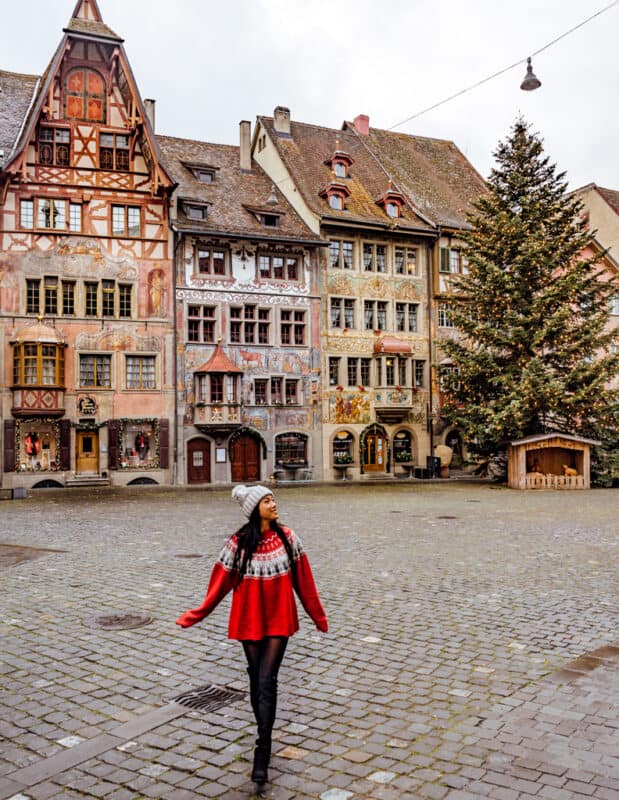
[520,57,542,91]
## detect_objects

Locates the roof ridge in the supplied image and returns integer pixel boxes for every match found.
[156,133,239,151]
[0,69,41,81]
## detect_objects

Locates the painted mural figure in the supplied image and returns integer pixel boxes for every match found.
[149,269,165,316]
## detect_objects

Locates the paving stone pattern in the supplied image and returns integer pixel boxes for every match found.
[0,484,617,799]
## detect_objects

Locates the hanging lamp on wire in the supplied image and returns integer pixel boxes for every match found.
[520,57,542,91]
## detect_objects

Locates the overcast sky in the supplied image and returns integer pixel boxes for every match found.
[4,0,619,190]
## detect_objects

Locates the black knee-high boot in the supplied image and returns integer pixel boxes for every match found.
[246,667,259,722]
[252,676,277,785]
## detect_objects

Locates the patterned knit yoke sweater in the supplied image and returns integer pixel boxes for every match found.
[176,526,328,640]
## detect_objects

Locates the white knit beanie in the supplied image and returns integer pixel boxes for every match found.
[232,484,273,519]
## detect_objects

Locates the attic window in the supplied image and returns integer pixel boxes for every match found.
[376,189,405,219]
[183,202,208,221]
[329,194,344,210]
[183,162,219,182]
[260,213,280,227]
[333,161,347,178]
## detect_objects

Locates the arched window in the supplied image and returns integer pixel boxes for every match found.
[328,193,344,210]
[65,68,106,122]
[393,430,413,463]
[333,430,354,464]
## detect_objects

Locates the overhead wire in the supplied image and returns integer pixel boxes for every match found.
[388,0,619,131]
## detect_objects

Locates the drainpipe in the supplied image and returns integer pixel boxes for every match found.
[171,223,181,485]
[426,228,439,455]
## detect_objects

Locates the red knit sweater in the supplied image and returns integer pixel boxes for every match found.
[176,526,328,640]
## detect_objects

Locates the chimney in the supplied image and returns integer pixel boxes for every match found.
[144,98,156,131]
[239,120,251,172]
[273,106,291,136]
[353,114,369,136]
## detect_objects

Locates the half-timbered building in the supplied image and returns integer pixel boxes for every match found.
[0,0,175,491]
[156,124,324,484]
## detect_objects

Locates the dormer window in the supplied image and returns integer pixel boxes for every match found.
[260,213,280,227]
[187,205,207,221]
[324,149,353,179]
[181,200,209,221]
[376,186,405,219]
[183,162,219,183]
[244,205,284,228]
[320,181,351,212]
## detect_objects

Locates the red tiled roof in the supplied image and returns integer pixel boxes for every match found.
[259,116,435,233]
[597,186,619,217]
[194,342,242,374]
[156,134,322,243]
[358,124,488,230]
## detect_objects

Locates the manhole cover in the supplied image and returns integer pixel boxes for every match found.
[174,554,204,559]
[171,684,245,713]
[86,612,153,630]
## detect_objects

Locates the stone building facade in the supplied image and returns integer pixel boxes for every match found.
[156,125,324,484]
[253,108,485,479]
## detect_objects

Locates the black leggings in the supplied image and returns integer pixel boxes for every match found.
[242,636,288,681]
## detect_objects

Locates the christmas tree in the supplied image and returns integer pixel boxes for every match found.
[440,118,618,483]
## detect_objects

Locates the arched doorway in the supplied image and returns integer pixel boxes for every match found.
[361,424,388,473]
[187,438,211,484]
[230,432,260,483]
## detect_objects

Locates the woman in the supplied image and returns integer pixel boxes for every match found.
[176,485,328,789]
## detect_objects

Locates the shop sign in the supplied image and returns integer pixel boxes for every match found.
[78,395,97,415]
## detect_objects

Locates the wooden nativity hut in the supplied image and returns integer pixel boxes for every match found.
[508,432,600,490]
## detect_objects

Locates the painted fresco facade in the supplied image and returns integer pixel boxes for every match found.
[157,129,323,484]
[0,0,175,490]
[253,108,485,479]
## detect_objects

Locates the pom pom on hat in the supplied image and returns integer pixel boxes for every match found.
[232,484,273,519]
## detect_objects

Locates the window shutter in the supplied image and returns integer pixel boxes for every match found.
[158,418,169,469]
[439,247,450,273]
[3,420,16,472]
[59,419,71,471]
[108,420,119,470]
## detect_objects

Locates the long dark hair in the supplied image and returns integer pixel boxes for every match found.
[231,505,296,586]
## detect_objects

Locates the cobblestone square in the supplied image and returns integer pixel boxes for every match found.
[0,484,617,799]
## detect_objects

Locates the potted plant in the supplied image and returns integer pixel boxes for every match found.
[394,450,412,463]
[334,452,353,465]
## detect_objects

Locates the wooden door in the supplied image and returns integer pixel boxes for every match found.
[231,434,260,483]
[76,431,98,474]
[364,432,386,472]
[187,439,211,484]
